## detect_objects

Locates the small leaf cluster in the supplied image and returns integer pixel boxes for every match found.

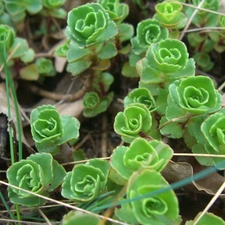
[183,0,224,71]
[7,153,66,206]
[4,0,225,224]
[30,105,80,155]
[61,158,110,202]
[3,0,66,24]
[55,1,134,117]
[0,24,35,66]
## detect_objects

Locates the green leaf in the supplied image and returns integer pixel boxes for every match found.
[139,39,195,85]
[48,8,67,18]
[192,143,214,167]
[185,212,225,225]
[56,115,80,145]
[28,153,53,188]
[11,38,34,62]
[5,2,25,15]
[118,23,134,42]
[194,52,214,71]
[159,116,184,139]
[26,0,42,14]
[49,159,66,192]
[115,203,139,225]
[87,158,110,180]
[19,64,39,81]
[62,211,100,225]
[73,149,86,162]
[67,42,92,63]
[20,48,35,63]
[110,145,132,183]
[201,108,225,154]
[35,57,56,77]
[42,0,66,9]
[146,38,189,73]
[122,61,139,78]
[0,24,15,53]
[109,167,128,185]
[55,40,70,57]
[97,42,117,60]
[67,59,92,76]
[93,72,114,93]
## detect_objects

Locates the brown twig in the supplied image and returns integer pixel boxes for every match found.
[29,76,92,102]
[101,114,108,157]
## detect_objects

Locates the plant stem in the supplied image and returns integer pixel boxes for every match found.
[0,191,15,222]
[3,34,22,225]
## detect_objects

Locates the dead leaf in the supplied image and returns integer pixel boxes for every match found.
[56,99,84,121]
[54,56,67,73]
[162,160,225,197]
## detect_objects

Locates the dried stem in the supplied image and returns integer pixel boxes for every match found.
[29,76,92,102]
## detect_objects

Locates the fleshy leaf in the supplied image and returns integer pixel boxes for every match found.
[97,42,117,60]
[118,23,134,42]
[127,169,180,225]
[124,87,156,112]
[185,212,225,225]
[66,3,118,48]
[61,163,106,202]
[19,64,39,81]
[67,59,92,76]
[62,211,100,225]
[113,103,152,143]
[110,138,173,181]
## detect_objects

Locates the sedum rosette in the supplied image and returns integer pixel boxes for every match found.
[30,105,80,155]
[166,76,222,118]
[124,87,156,112]
[153,1,187,29]
[66,3,118,48]
[184,108,225,169]
[61,159,110,202]
[110,138,173,185]
[131,19,168,55]
[5,0,42,22]
[113,103,154,143]
[7,153,66,206]
[83,91,113,117]
[97,0,129,24]
[138,38,195,84]
[160,75,222,138]
[115,169,180,225]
